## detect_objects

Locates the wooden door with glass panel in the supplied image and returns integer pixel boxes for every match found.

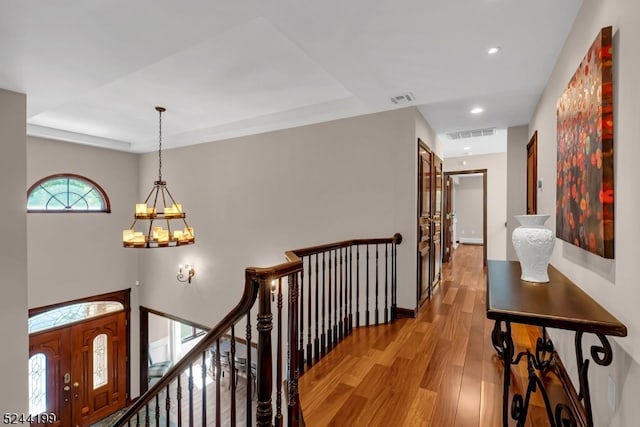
[418,143,432,304]
[28,310,127,427]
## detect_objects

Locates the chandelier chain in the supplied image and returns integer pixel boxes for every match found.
[158,108,163,182]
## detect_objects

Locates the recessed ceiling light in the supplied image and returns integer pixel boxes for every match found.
[463,146,471,150]
[488,46,501,55]
[470,107,484,114]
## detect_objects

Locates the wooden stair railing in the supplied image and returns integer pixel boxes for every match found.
[112,233,401,427]
[287,233,402,373]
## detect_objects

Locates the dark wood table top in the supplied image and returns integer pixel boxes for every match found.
[486,260,627,337]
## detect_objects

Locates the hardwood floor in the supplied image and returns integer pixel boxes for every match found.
[299,244,566,426]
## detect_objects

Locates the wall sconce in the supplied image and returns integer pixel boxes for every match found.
[177,264,195,284]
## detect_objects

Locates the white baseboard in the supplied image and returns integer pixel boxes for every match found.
[459,237,484,245]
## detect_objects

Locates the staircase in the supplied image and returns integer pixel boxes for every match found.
[112,234,402,426]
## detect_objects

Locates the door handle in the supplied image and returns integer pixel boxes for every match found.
[73,382,80,399]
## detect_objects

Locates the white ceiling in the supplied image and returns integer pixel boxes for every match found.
[0,0,583,154]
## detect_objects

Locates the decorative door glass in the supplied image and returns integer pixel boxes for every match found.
[93,334,108,389]
[29,353,47,415]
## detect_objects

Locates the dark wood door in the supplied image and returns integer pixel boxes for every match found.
[527,131,538,215]
[28,329,70,426]
[442,175,454,263]
[417,143,432,304]
[29,311,127,427]
[431,155,443,289]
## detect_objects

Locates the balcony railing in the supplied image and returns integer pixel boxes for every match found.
[112,233,401,427]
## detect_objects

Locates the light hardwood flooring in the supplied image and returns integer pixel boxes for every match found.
[299,244,567,426]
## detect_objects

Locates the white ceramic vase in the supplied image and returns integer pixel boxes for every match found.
[511,214,555,283]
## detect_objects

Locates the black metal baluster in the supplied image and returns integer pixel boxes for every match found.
[275,277,283,427]
[188,364,194,427]
[385,243,389,324]
[299,262,305,373]
[356,246,360,327]
[366,244,370,327]
[343,247,348,338]
[349,246,353,333]
[321,252,326,356]
[375,244,379,325]
[327,250,333,351]
[214,339,220,427]
[201,351,207,426]
[145,404,150,427]
[176,375,183,427]
[339,247,344,341]
[392,240,397,320]
[165,384,170,427]
[307,256,312,369]
[230,325,237,426]
[314,253,320,363]
[246,312,253,427]
[155,394,160,427]
[333,249,338,345]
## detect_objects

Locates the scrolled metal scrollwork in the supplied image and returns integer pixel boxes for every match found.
[555,403,577,427]
[532,326,554,370]
[575,331,613,426]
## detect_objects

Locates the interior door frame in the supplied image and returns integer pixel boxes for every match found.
[416,138,433,308]
[527,130,538,215]
[444,169,488,266]
[28,289,132,420]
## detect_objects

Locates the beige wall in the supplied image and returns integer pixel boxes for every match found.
[529,0,640,424]
[506,125,529,261]
[0,89,28,414]
[444,153,508,260]
[137,107,437,326]
[26,136,142,396]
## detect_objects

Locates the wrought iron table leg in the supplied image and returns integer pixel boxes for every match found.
[491,320,514,427]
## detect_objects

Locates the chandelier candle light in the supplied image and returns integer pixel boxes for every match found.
[122,107,195,248]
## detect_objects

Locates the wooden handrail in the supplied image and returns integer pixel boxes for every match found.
[286,233,402,258]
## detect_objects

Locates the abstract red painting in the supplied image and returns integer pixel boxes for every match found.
[556,26,614,258]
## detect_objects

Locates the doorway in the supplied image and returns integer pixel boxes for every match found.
[28,290,130,427]
[443,170,488,266]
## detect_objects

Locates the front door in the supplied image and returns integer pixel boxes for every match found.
[417,142,432,305]
[29,311,127,427]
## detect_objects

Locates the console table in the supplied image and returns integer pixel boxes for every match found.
[486,260,626,427]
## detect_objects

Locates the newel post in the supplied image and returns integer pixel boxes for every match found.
[287,272,301,427]
[256,276,274,427]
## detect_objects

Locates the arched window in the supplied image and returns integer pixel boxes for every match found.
[27,173,110,212]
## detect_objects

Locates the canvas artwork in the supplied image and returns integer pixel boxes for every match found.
[556,26,614,259]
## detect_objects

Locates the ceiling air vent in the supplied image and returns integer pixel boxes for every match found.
[446,127,495,140]
[390,92,416,104]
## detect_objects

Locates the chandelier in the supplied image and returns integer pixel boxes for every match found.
[122,107,195,248]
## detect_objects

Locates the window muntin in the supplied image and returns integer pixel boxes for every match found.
[27,173,110,212]
[180,324,206,343]
[29,353,47,415]
[28,302,124,334]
